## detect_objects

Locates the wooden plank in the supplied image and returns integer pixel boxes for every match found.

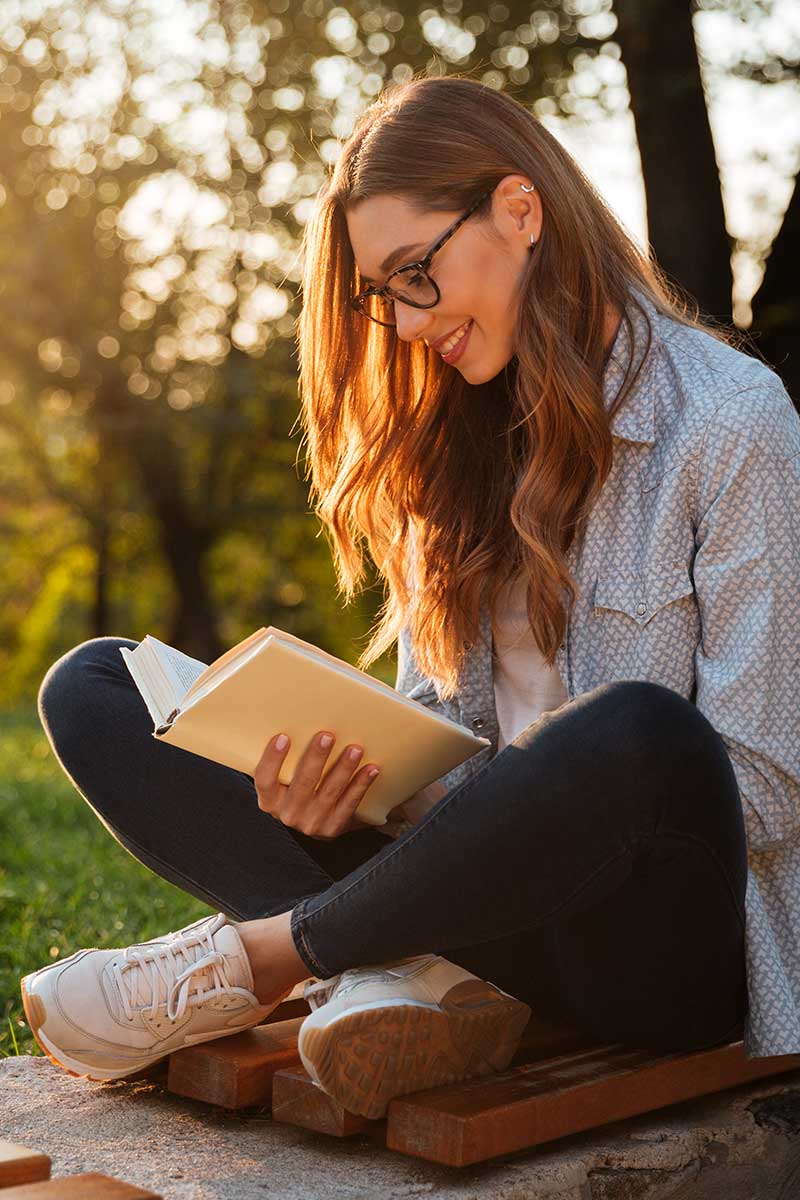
[0,1174,162,1198]
[386,1040,800,1167]
[167,1017,303,1108]
[271,1065,383,1139]
[0,1142,50,1189]
[258,996,309,1024]
[270,1014,589,1140]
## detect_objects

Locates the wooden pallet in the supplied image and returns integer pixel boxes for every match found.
[0,1174,160,1197]
[165,992,800,1166]
[0,1141,51,1189]
[0,1138,159,1197]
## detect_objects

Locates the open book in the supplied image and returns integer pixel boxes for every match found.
[120,626,490,828]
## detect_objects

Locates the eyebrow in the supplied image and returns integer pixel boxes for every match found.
[360,241,426,285]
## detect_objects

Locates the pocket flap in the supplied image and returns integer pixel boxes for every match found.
[405,678,440,703]
[594,562,694,626]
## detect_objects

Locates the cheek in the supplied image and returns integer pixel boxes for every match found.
[469,255,515,322]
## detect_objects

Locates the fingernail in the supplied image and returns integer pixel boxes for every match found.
[367,767,379,779]
[319,733,333,749]
[275,734,288,751]
[348,746,362,760]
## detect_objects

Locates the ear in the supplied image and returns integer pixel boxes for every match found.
[492,173,542,248]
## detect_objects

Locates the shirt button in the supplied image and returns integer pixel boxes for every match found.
[472,717,485,729]
[636,602,647,615]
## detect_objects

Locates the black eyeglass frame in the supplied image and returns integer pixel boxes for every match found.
[350,187,496,327]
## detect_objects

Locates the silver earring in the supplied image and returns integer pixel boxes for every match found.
[520,182,535,193]
[529,233,536,246]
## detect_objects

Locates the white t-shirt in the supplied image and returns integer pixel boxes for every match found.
[382,571,567,837]
[492,571,569,749]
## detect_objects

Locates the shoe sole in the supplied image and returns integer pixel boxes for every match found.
[299,983,531,1120]
[20,974,294,1083]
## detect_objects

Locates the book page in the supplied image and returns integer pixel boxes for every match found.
[119,647,166,727]
[146,636,208,704]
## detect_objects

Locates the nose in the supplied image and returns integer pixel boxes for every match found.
[393,299,434,344]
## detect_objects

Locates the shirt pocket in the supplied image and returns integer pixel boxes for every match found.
[593,560,695,626]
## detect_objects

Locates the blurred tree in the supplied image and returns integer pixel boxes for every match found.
[0,0,796,701]
[613,0,732,319]
[750,180,798,396]
[611,0,798,393]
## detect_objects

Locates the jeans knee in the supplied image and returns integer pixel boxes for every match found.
[596,679,708,749]
[594,679,740,821]
[38,636,139,733]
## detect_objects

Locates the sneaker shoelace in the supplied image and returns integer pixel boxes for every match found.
[303,955,438,1013]
[112,925,253,1024]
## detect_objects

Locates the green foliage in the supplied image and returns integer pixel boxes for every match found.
[0,0,602,693]
[0,708,212,1059]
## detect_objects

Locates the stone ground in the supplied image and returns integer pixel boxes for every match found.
[4,1056,800,1199]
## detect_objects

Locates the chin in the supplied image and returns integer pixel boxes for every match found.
[460,356,510,386]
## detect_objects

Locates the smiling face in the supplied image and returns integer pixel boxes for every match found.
[345,174,542,385]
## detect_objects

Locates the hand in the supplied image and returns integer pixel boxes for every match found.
[253,729,381,840]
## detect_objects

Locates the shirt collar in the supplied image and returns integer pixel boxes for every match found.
[603,287,660,446]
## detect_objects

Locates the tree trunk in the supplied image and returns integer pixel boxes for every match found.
[97,393,222,662]
[614,0,733,321]
[750,179,799,406]
[160,524,221,663]
[134,443,223,663]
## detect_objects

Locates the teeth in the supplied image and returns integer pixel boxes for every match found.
[439,320,471,355]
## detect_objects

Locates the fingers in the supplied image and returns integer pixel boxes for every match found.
[304,760,381,839]
[253,732,293,814]
[293,730,338,797]
[253,730,381,838]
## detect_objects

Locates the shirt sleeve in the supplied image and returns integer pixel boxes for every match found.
[692,380,800,853]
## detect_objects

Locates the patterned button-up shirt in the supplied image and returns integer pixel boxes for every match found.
[393,287,800,1057]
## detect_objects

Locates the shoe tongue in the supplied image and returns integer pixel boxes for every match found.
[109,918,256,1018]
[210,923,255,993]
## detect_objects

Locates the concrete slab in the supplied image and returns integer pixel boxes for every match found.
[3,1055,800,1199]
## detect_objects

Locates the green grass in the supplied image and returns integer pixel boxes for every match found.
[0,707,211,1058]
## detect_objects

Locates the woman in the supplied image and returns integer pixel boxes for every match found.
[21,76,800,1122]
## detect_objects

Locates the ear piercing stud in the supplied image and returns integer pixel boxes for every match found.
[520,182,537,246]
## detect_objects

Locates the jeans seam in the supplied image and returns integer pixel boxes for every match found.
[294,822,746,977]
[290,896,331,977]
[650,827,748,933]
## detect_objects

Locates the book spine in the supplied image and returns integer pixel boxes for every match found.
[155,707,180,735]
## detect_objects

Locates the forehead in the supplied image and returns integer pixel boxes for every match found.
[345,194,453,281]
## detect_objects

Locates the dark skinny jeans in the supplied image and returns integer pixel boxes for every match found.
[36,636,749,1054]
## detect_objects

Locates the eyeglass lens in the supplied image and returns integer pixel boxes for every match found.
[357,266,438,325]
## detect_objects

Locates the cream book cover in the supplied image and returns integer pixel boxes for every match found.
[119,626,490,827]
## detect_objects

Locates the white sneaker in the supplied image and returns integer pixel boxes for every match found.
[20,912,291,1081]
[297,954,531,1119]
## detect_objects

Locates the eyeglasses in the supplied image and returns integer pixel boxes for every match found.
[350,187,495,327]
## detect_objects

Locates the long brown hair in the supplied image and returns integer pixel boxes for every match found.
[296,74,747,701]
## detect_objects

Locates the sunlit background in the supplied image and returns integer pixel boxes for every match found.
[0,0,797,702]
[0,0,798,1061]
